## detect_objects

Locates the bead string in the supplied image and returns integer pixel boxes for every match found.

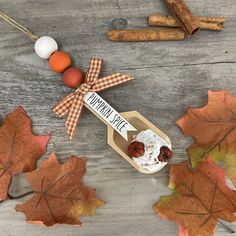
[0,10,85,88]
[0,10,38,41]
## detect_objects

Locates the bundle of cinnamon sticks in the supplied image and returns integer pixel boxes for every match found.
[108,0,225,42]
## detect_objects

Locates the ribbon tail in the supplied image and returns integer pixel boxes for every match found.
[91,73,134,92]
[53,93,75,117]
[86,58,103,84]
[65,94,84,140]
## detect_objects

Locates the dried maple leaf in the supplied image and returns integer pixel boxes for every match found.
[15,153,104,226]
[176,90,236,185]
[153,157,236,236]
[0,106,50,200]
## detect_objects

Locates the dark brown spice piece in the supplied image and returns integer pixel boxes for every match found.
[149,15,225,31]
[128,141,145,158]
[108,29,185,42]
[158,146,173,162]
[165,0,200,35]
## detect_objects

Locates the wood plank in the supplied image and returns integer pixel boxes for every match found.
[0,0,235,235]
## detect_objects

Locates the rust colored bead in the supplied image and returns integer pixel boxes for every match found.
[48,51,72,73]
[62,67,85,88]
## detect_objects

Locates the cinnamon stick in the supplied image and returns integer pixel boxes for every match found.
[108,29,185,42]
[165,0,200,35]
[149,15,225,31]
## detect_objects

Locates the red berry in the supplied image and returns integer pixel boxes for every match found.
[49,51,72,73]
[62,67,85,88]
[128,141,145,158]
[158,146,173,162]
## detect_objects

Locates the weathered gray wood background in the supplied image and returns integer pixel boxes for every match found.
[0,0,235,235]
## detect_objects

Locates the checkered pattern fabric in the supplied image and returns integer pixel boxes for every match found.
[53,57,134,140]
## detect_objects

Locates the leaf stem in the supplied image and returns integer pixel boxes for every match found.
[217,220,235,234]
[8,191,34,200]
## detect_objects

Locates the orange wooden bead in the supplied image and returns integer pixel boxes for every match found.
[62,67,85,88]
[48,51,72,73]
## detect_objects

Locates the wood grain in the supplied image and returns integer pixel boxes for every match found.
[0,0,235,235]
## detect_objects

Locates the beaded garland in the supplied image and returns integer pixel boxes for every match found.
[35,36,85,88]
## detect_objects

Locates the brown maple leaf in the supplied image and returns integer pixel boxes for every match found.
[15,153,104,226]
[176,90,236,186]
[154,157,236,236]
[0,106,50,200]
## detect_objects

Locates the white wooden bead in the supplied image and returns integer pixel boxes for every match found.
[34,36,58,59]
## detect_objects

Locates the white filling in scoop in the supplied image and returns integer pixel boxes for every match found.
[131,129,172,172]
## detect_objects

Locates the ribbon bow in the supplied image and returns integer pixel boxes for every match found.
[53,58,133,140]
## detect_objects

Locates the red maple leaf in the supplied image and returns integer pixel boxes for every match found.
[154,157,236,236]
[0,106,50,200]
[176,90,236,186]
[16,153,104,226]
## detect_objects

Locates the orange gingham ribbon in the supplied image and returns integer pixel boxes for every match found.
[53,58,133,140]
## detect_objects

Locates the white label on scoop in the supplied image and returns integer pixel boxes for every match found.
[84,92,136,140]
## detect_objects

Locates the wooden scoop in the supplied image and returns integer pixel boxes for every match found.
[107,111,171,174]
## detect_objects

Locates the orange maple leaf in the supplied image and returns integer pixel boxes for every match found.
[176,90,236,186]
[0,106,50,200]
[154,157,236,236]
[15,153,105,226]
